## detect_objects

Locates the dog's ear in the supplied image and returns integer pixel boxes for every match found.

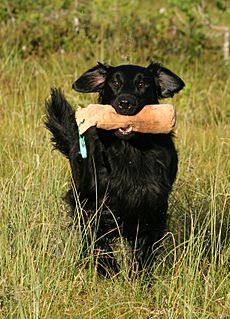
[147,63,185,98]
[72,62,112,93]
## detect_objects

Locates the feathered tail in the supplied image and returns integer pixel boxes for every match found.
[45,88,78,158]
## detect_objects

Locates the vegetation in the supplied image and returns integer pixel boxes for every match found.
[0,0,229,318]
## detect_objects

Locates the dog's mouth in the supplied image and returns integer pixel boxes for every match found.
[118,125,133,135]
[115,125,135,139]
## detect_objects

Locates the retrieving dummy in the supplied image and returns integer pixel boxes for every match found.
[76,104,176,135]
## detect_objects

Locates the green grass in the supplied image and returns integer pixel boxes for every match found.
[0,4,230,316]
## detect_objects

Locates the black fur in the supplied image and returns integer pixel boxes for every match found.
[45,62,185,273]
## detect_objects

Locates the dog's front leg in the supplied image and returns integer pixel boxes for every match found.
[130,223,166,271]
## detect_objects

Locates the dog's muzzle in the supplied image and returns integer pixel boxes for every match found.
[113,94,138,116]
[112,94,140,139]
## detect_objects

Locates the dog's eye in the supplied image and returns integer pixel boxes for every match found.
[137,80,146,89]
[112,80,121,89]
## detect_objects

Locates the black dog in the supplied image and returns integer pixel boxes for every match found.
[45,62,184,273]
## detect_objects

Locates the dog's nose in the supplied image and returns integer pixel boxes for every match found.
[118,100,131,109]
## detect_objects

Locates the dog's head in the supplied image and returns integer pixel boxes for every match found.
[73,62,185,138]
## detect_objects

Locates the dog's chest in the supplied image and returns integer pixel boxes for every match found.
[97,135,174,215]
[106,141,162,187]
[103,141,168,213]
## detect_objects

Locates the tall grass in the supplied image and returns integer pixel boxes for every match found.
[0,23,229,319]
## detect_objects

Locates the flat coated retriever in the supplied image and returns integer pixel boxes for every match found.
[45,62,185,273]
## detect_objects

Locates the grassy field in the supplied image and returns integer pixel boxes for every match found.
[0,1,230,318]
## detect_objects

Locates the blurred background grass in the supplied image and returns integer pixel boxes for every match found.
[0,0,229,318]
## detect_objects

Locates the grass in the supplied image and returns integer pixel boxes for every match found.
[0,13,230,319]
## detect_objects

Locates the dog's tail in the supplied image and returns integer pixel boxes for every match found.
[45,88,78,158]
